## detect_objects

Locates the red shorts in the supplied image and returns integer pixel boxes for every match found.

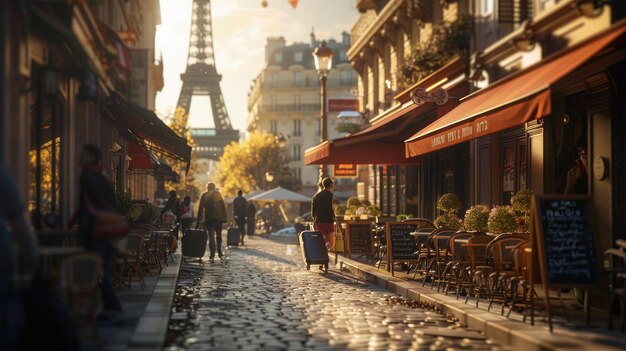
[313,222,335,250]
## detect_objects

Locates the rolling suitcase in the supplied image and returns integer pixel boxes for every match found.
[227,226,240,246]
[299,230,329,272]
[182,228,207,264]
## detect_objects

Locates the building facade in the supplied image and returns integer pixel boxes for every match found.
[305,0,626,255]
[247,33,359,197]
[0,0,189,229]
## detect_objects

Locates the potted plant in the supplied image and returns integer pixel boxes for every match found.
[434,193,462,230]
[511,189,532,233]
[463,205,490,232]
[487,205,518,234]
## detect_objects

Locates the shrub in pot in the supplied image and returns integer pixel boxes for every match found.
[487,205,518,234]
[463,205,490,232]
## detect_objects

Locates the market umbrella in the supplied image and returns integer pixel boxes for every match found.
[224,189,265,204]
[248,186,311,202]
[248,186,311,223]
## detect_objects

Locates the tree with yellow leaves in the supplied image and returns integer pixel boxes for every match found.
[164,107,201,201]
[216,132,297,197]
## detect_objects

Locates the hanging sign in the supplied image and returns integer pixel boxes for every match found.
[411,87,449,106]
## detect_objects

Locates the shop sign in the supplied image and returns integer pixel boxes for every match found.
[333,164,357,178]
[428,119,488,150]
[328,99,358,112]
[411,87,449,106]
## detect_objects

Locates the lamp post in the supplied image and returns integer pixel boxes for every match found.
[313,40,333,188]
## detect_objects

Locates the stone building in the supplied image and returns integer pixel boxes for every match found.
[305,0,626,254]
[247,33,359,197]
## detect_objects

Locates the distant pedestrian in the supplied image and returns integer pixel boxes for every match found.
[246,201,256,239]
[179,196,193,235]
[73,144,123,323]
[233,190,247,244]
[197,182,227,262]
[161,190,180,222]
[311,177,335,250]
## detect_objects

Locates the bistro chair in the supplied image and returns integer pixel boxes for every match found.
[61,253,102,346]
[486,235,528,314]
[117,233,146,290]
[421,229,456,289]
[442,231,474,298]
[464,234,496,306]
[606,243,626,331]
[410,227,436,279]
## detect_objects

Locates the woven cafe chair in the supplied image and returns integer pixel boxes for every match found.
[117,233,146,290]
[606,244,626,331]
[486,235,527,314]
[441,231,474,298]
[422,229,456,290]
[464,234,496,306]
[410,226,436,279]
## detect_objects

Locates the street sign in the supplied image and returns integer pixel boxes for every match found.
[328,99,358,112]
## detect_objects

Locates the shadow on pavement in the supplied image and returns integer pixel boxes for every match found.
[234,247,297,266]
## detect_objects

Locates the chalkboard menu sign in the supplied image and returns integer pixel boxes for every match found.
[345,221,373,258]
[533,195,601,287]
[386,222,419,276]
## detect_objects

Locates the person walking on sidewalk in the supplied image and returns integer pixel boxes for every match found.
[73,144,123,324]
[197,182,227,262]
[233,190,247,245]
[311,177,336,250]
[246,201,256,239]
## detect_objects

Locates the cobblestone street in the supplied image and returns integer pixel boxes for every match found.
[163,235,508,351]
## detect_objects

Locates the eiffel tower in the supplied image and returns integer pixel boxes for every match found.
[177,0,238,160]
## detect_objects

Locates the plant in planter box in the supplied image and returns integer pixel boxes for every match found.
[434,212,462,230]
[463,205,490,232]
[435,193,462,230]
[487,205,518,234]
[511,189,532,232]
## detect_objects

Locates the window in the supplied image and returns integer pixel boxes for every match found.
[293,71,302,86]
[293,119,301,137]
[294,51,303,62]
[270,120,278,134]
[292,168,302,182]
[339,50,347,61]
[481,0,494,16]
[291,144,301,161]
[340,70,353,85]
[275,52,283,63]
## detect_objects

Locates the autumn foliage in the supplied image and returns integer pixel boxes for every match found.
[216,132,296,197]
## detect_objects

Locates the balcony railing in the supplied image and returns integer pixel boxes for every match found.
[262,78,357,89]
[261,103,321,112]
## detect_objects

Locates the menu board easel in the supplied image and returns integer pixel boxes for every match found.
[344,221,374,259]
[531,194,602,332]
[386,222,420,276]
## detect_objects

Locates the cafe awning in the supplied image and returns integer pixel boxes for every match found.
[105,93,192,165]
[304,81,468,165]
[127,141,159,170]
[405,20,626,157]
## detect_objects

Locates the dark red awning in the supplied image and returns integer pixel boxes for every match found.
[127,141,158,170]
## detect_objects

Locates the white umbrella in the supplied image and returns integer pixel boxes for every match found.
[248,186,311,223]
[224,189,266,204]
[248,186,311,202]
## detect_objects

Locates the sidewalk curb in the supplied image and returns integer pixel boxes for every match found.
[128,252,182,351]
[335,255,626,351]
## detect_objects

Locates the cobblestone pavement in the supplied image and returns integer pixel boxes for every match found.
[164,235,510,351]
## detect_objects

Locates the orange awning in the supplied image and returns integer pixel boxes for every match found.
[305,83,468,165]
[405,21,626,157]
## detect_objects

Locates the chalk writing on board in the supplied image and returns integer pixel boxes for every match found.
[537,198,600,286]
[348,223,372,255]
[388,223,419,261]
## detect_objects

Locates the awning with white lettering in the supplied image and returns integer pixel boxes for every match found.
[404,20,626,157]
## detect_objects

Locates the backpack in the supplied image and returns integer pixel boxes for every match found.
[181,203,190,215]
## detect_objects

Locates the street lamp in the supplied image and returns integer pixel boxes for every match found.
[313,40,333,188]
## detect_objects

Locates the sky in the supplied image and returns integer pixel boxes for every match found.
[155,0,360,132]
